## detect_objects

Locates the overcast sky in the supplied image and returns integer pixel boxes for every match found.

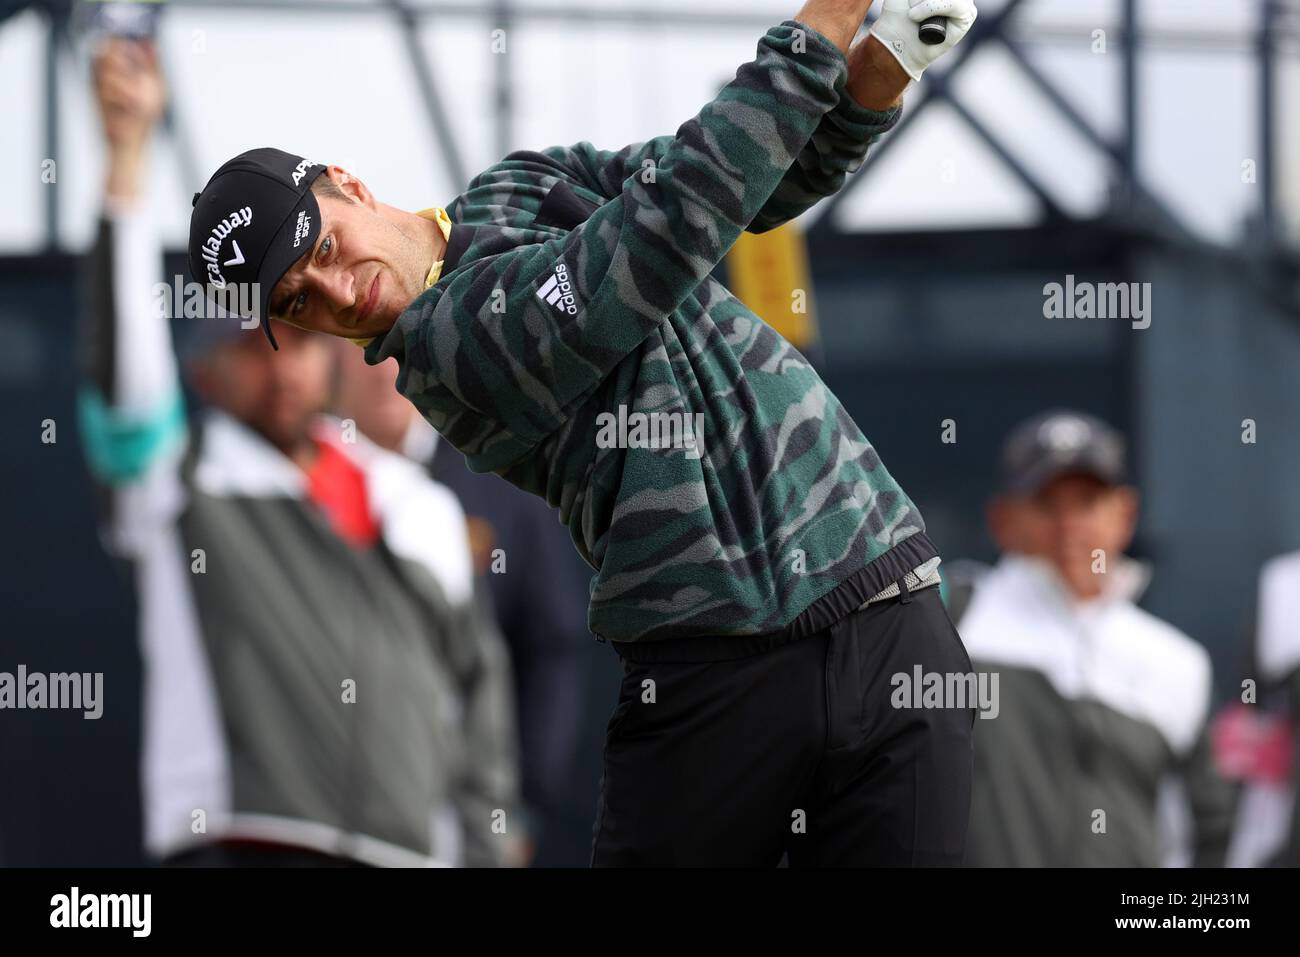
[1,0,1296,252]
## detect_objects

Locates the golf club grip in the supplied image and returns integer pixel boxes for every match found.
[918,15,947,45]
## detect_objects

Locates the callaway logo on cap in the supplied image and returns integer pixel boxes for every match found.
[188,148,327,350]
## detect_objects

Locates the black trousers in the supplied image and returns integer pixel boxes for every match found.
[591,584,975,867]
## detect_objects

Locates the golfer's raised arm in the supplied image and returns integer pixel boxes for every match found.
[525,35,908,238]
[474,4,889,222]
[379,21,857,465]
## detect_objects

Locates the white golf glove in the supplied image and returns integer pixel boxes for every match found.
[868,0,979,83]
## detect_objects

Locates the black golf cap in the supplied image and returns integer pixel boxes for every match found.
[999,409,1129,495]
[188,148,327,350]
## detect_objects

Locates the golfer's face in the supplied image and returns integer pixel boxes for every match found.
[268,195,427,340]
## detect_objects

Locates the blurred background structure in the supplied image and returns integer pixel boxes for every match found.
[0,0,1297,865]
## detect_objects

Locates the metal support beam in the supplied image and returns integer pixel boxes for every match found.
[943,88,1067,223]
[43,5,61,252]
[1259,0,1279,239]
[809,0,1031,235]
[386,0,468,191]
[492,0,512,160]
[159,100,202,207]
[1120,0,1139,211]
[999,34,1192,241]
[163,0,793,29]
[157,42,204,204]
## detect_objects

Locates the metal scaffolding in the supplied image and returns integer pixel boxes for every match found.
[13,0,1300,275]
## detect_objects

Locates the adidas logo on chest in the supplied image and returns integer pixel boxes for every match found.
[536,262,580,315]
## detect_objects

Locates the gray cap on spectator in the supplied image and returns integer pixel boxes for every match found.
[999,409,1128,494]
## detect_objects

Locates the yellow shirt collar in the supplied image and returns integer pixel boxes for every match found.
[349,206,451,348]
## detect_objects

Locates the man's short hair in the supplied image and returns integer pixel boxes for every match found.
[311,175,349,202]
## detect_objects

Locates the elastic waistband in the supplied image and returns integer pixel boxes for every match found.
[613,532,941,663]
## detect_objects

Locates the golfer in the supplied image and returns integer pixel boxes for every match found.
[189,0,979,866]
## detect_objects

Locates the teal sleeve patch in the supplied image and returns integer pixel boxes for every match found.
[77,385,187,483]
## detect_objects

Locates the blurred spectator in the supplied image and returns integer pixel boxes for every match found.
[77,38,518,866]
[957,410,1235,867]
[331,342,596,863]
[1220,550,1300,866]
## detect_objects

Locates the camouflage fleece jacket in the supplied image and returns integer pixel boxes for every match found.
[365,20,940,652]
